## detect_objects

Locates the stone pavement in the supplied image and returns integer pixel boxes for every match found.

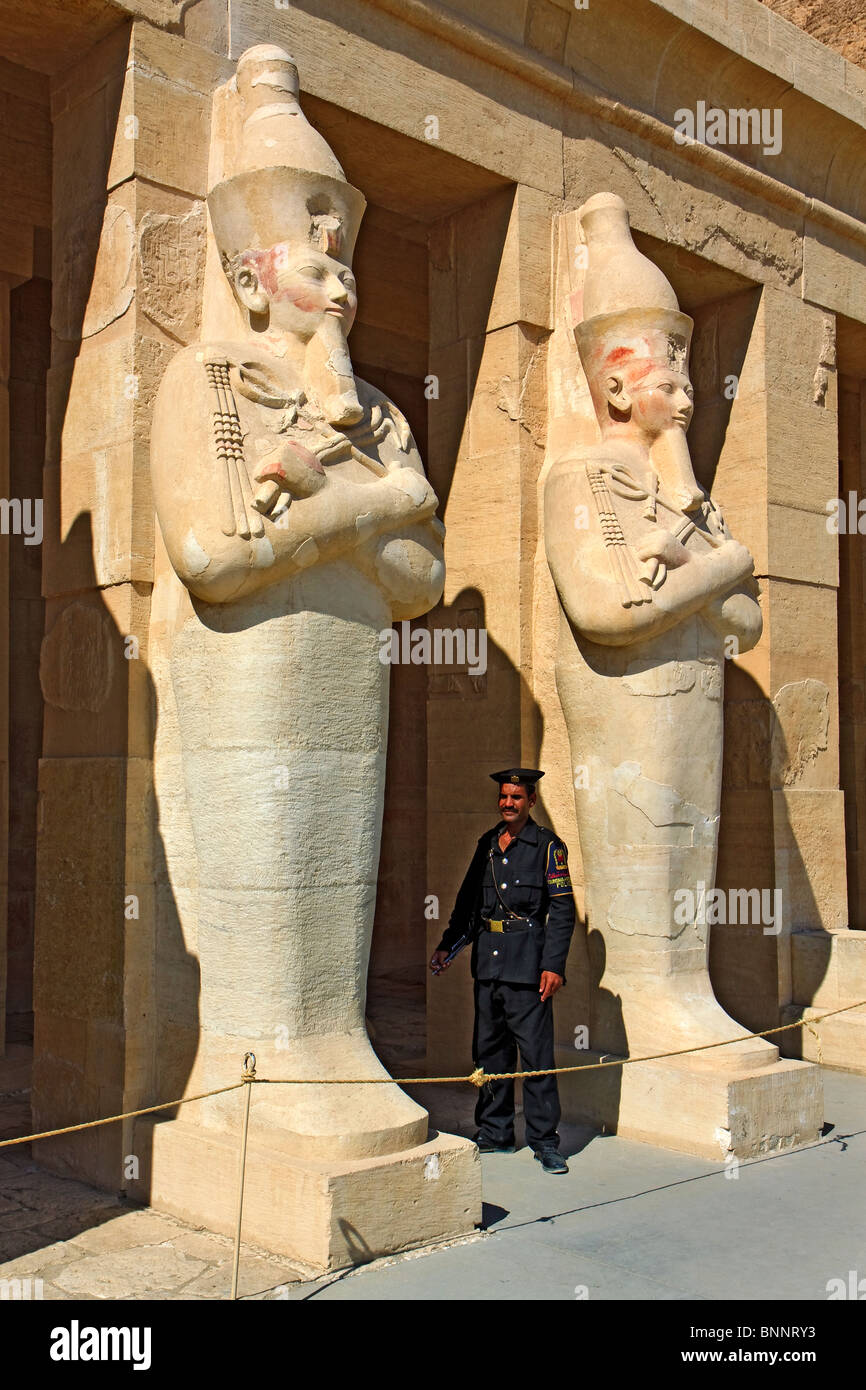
[0,1059,864,1301]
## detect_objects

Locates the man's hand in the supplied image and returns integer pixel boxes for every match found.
[430,950,450,976]
[539,971,563,1002]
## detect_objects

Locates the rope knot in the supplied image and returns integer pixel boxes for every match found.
[469,1067,487,1089]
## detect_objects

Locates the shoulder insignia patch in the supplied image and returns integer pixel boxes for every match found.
[546,840,572,895]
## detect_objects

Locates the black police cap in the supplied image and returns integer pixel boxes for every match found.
[490,767,545,787]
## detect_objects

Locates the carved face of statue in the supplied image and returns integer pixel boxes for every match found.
[235,245,358,341]
[604,365,694,439]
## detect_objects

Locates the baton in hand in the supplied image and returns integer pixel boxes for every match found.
[431,931,472,974]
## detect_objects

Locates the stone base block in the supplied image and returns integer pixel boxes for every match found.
[0,1043,31,1097]
[556,1047,822,1161]
[131,1117,482,1272]
[782,1002,866,1073]
[788,929,866,1073]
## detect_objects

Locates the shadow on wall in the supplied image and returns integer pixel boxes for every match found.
[6,273,51,1039]
[31,504,200,1213]
[688,287,761,496]
[27,23,200,1234]
[715,658,829,1056]
[420,585,599,1139]
[368,184,517,1079]
[691,284,830,1051]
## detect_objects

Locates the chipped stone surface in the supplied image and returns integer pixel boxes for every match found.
[82,204,136,339]
[812,312,836,408]
[138,204,206,344]
[39,603,117,713]
[608,149,802,290]
[623,657,696,697]
[772,678,830,787]
[608,762,718,849]
[52,195,136,344]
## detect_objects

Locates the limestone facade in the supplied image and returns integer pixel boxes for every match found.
[0,0,863,1264]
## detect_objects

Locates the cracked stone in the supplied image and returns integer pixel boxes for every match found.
[181,1251,304,1300]
[0,1240,83,1279]
[69,1208,185,1254]
[165,1229,234,1262]
[0,1173,122,1220]
[55,1245,207,1299]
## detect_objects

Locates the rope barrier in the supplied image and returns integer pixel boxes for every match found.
[1,999,863,1299]
[1,999,862,1149]
[0,1083,243,1150]
[230,1053,257,1301]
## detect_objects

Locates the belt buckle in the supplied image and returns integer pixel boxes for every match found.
[489,920,504,934]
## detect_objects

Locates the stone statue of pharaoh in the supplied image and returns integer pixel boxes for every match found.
[150,45,444,1158]
[544,193,777,1066]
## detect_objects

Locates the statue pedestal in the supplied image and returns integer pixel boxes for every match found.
[782,1001,866,1072]
[784,928,866,1073]
[556,1046,823,1161]
[132,1116,481,1273]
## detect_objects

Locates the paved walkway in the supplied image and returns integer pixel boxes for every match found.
[0,1059,864,1301]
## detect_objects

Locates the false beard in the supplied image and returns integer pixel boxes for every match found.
[304,315,364,428]
[650,425,703,513]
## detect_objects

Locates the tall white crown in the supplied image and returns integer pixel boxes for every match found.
[208,45,366,268]
[574,193,693,387]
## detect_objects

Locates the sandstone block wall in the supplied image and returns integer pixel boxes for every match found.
[0,54,51,1058]
[0,0,860,1180]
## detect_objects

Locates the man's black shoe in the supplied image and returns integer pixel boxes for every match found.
[534,1148,569,1174]
[474,1134,516,1154]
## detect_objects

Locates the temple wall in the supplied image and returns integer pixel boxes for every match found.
[759,0,866,70]
[839,373,866,928]
[0,56,51,1060]
[3,0,862,1185]
[7,278,50,1027]
[32,24,228,1185]
[425,187,559,1075]
[0,275,7,1060]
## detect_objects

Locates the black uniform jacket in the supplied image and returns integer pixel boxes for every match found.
[437,818,576,984]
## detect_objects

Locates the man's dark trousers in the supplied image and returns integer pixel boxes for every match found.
[473,978,560,1151]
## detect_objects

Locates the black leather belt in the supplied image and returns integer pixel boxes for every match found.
[482,917,533,934]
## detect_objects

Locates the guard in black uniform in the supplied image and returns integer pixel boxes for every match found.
[430,768,576,1174]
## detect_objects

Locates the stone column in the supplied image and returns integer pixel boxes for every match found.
[782,363,866,1070]
[0,54,51,1073]
[707,288,864,1068]
[0,275,9,1057]
[32,22,223,1188]
[838,377,866,929]
[7,275,50,1039]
